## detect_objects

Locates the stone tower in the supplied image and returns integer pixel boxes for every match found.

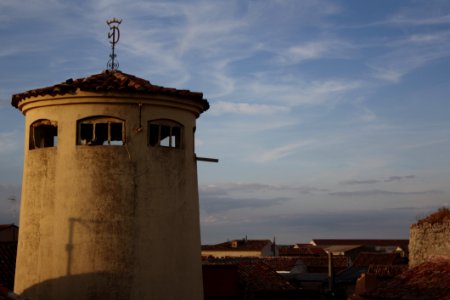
[11,70,209,300]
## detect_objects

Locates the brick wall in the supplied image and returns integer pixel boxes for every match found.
[409,221,450,268]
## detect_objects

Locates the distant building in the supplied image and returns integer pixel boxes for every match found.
[310,239,409,257]
[202,238,277,257]
[0,225,18,243]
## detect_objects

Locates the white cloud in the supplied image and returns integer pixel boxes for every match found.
[247,78,363,106]
[372,68,403,83]
[388,13,450,26]
[359,107,377,122]
[209,101,289,115]
[369,31,450,82]
[277,40,353,64]
[283,42,330,63]
[253,141,313,163]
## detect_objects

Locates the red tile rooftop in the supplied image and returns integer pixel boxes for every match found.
[366,265,407,278]
[203,255,349,272]
[11,70,209,112]
[352,253,401,268]
[363,256,450,299]
[238,261,296,292]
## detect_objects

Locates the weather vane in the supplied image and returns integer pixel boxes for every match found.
[107,18,122,70]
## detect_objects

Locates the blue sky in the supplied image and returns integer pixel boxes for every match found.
[1,0,450,244]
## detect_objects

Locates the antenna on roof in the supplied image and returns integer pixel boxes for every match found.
[106,18,122,70]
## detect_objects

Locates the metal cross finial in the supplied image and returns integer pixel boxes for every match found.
[107,18,122,70]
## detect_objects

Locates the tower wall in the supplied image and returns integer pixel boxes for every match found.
[15,92,204,300]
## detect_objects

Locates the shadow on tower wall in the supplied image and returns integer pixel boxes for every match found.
[21,272,131,300]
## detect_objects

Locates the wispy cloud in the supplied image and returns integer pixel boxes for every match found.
[199,182,293,215]
[342,179,380,185]
[200,182,327,196]
[341,175,416,185]
[368,30,450,82]
[246,78,363,106]
[384,175,415,182]
[276,39,354,65]
[329,189,442,197]
[253,141,313,163]
[209,101,289,115]
[387,13,450,26]
[201,196,289,214]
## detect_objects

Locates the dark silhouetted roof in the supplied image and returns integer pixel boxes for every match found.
[0,242,17,290]
[11,70,209,112]
[299,255,349,271]
[0,225,17,232]
[260,257,300,271]
[0,225,18,243]
[202,239,271,252]
[238,261,296,292]
[279,244,326,256]
[336,253,407,284]
[202,258,298,295]
[352,252,401,268]
[311,239,409,249]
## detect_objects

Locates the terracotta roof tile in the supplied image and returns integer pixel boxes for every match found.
[352,252,401,268]
[364,256,450,299]
[237,261,296,292]
[11,70,209,112]
[260,257,300,271]
[367,265,407,278]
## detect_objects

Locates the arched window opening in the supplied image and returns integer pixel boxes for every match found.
[77,117,125,146]
[148,120,183,149]
[29,119,57,150]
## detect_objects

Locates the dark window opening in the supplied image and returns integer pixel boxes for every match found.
[149,124,159,146]
[30,120,58,150]
[78,117,124,146]
[148,120,182,148]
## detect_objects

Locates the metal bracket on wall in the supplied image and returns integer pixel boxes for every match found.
[195,155,219,163]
